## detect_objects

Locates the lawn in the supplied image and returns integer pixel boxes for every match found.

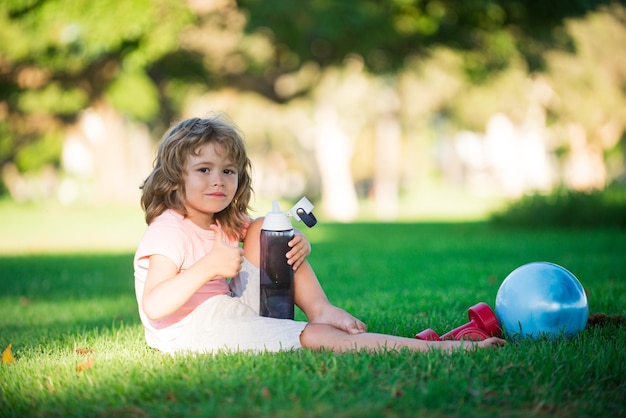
[0,204,625,417]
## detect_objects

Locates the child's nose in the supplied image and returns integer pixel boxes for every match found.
[211,172,225,186]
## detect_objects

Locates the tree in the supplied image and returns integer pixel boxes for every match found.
[1,0,624,206]
[0,0,191,173]
[237,0,624,83]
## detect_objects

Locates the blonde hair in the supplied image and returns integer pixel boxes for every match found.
[140,116,253,240]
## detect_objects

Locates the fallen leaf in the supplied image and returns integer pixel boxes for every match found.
[74,347,94,355]
[76,357,94,371]
[44,376,55,393]
[261,386,271,400]
[2,343,16,364]
[19,296,30,306]
[97,406,147,418]
[482,390,497,398]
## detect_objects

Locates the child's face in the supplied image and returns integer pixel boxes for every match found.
[183,142,239,227]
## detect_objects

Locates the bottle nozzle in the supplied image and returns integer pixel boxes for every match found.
[261,200,292,231]
[262,197,317,231]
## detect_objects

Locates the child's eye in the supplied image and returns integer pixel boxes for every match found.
[199,168,210,174]
[224,169,237,175]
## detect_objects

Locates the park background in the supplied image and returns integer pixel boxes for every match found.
[1,2,626,417]
[1,0,626,246]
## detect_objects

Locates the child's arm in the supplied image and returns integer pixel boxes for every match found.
[287,229,311,271]
[243,216,311,271]
[142,224,244,320]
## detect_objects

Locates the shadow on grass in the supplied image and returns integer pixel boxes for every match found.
[0,252,141,350]
[0,253,135,299]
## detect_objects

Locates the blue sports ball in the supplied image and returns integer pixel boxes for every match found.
[495,262,588,340]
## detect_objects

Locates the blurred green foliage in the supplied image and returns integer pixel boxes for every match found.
[18,83,88,115]
[0,0,192,169]
[1,0,625,208]
[238,0,617,76]
[14,130,62,172]
[490,186,626,227]
[106,70,160,121]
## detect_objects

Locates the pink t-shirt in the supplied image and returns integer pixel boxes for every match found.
[134,209,233,352]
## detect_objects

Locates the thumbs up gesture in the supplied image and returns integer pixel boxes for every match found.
[207,222,244,279]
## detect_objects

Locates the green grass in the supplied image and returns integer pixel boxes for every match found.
[1,205,625,417]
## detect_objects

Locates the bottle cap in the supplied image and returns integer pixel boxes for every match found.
[289,196,317,228]
[261,200,293,231]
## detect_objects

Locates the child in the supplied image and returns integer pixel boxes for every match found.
[134,115,505,354]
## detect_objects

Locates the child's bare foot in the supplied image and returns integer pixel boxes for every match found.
[309,305,367,335]
[477,337,506,348]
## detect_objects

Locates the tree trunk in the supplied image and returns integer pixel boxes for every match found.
[314,105,359,222]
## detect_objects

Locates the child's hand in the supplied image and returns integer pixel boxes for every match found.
[209,222,244,278]
[287,230,311,271]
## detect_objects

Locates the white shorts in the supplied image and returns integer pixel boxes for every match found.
[171,258,307,354]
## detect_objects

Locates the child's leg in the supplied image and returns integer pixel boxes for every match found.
[288,262,367,334]
[299,323,506,353]
[242,218,366,334]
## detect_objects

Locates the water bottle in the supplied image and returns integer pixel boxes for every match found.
[260,200,296,319]
[260,198,317,319]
